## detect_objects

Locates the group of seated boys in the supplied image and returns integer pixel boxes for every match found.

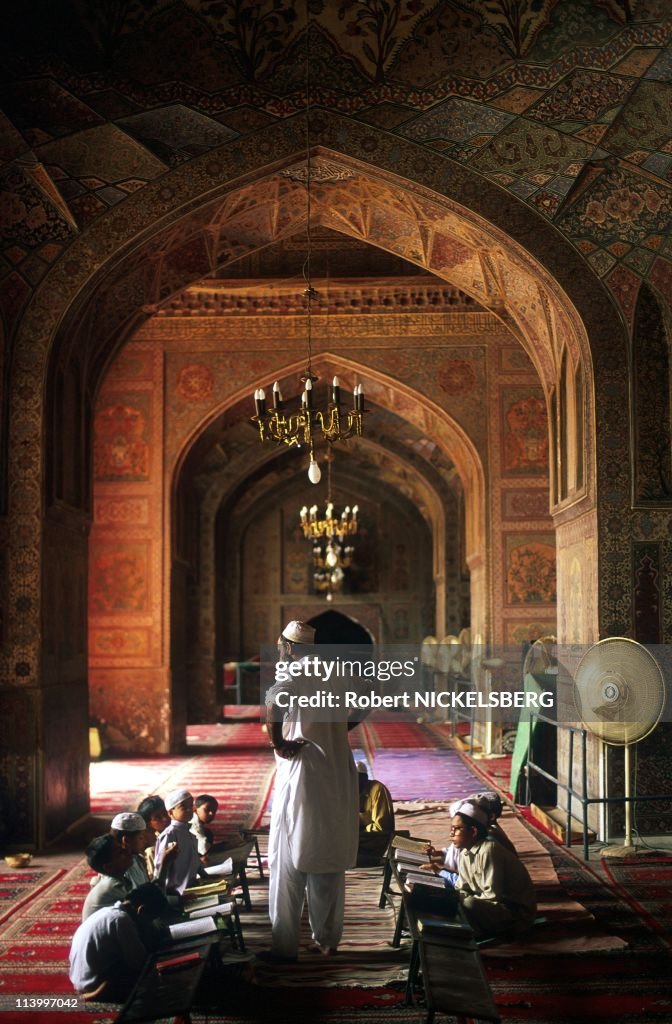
[69,788,250,1001]
[409,790,537,940]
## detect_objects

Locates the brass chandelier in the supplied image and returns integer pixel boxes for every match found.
[313,538,354,602]
[299,499,359,542]
[300,450,358,600]
[251,0,364,484]
[252,366,365,485]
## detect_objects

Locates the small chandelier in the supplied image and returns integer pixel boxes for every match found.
[313,538,354,602]
[300,449,357,600]
[252,366,364,485]
[300,500,358,541]
[250,0,364,484]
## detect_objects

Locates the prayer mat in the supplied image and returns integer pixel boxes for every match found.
[354,719,454,751]
[599,854,672,952]
[599,853,672,951]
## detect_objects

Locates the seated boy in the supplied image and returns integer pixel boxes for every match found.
[155,789,206,894]
[190,794,254,866]
[69,883,167,1001]
[111,812,151,888]
[82,835,136,921]
[137,795,170,879]
[473,790,517,854]
[420,791,516,887]
[451,800,536,939]
[356,762,395,867]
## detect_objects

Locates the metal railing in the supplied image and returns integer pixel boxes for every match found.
[525,713,671,860]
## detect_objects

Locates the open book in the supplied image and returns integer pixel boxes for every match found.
[394,847,429,864]
[168,915,227,941]
[403,870,447,889]
[187,901,234,920]
[392,835,430,854]
[202,858,233,878]
[183,879,230,899]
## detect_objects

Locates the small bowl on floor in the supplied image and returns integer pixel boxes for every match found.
[4,853,32,869]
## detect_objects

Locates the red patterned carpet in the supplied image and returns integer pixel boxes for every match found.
[92,726,275,832]
[601,854,672,951]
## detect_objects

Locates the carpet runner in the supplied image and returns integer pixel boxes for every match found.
[0,869,66,927]
[351,719,479,801]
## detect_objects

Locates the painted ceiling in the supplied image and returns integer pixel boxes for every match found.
[1,0,672,332]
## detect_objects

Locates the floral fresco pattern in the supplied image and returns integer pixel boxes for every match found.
[506,535,557,605]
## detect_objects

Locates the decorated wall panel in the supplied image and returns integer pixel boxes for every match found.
[556,513,598,645]
[88,344,167,751]
[489,349,555,645]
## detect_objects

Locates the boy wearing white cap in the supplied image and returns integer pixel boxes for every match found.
[262,620,359,962]
[111,812,151,888]
[155,789,204,895]
[422,792,516,887]
[451,800,536,939]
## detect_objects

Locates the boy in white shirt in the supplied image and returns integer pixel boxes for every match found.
[155,789,204,894]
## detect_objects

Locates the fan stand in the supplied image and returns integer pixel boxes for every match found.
[601,744,651,858]
[574,638,667,860]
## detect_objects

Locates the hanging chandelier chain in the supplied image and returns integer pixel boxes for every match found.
[250,0,366,478]
[305,0,313,375]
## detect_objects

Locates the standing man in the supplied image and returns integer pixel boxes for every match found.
[262,620,359,963]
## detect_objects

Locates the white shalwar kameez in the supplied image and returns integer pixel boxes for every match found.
[266,664,358,957]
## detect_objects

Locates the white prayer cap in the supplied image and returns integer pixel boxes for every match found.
[165,788,193,811]
[356,761,369,775]
[111,811,147,832]
[282,620,316,645]
[451,800,489,828]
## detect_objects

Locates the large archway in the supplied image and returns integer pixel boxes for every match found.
[5,118,626,844]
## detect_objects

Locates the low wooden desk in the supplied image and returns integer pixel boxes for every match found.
[387,846,500,1022]
[416,918,500,1024]
[116,937,217,1023]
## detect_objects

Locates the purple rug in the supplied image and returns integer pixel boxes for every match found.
[352,747,481,802]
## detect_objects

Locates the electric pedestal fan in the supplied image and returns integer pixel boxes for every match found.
[573,637,666,857]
